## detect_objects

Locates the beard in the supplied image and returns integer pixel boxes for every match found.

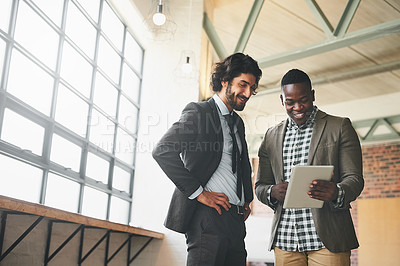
[225,84,246,111]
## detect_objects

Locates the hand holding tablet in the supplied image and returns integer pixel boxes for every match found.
[283,165,334,209]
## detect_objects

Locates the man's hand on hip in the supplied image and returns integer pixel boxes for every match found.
[243,202,251,221]
[196,191,231,215]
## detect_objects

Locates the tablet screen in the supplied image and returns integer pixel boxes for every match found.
[283,165,334,209]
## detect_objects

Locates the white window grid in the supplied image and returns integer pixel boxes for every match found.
[0,0,144,224]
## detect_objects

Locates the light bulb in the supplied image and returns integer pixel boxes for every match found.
[152,4,166,26]
[152,12,166,26]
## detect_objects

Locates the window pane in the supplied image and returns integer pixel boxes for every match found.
[60,42,93,98]
[0,0,12,32]
[14,1,59,69]
[118,95,138,134]
[113,166,131,193]
[0,155,42,202]
[82,186,108,219]
[109,196,129,224]
[93,72,118,117]
[55,84,88,137]
[115,127,135,165]
[65,1,96,59]
[32,0,64,27]
[98,36,120,84]
[125,32,143,73]
[1,109,44,155]
[7,49,54,115]
[86,152,109,184]
[89,109,115,153]
[121,63,140,104]
[45,173,80,212]
[75,0,100,23]
[50,134,81,172]
[0,40,5,79]
[101,2,124,51]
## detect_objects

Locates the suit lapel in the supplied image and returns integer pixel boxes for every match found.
[276,120,287,181]
[308,110,327,165]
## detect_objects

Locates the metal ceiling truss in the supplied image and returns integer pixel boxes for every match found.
[203,0,400,71]
[0,210,154,265]
[305,0,334,37]
[234,0,265,53]
[352,114,400,142]
[257,19,400,69]
[203,0,264,59]
[256,59,400,96]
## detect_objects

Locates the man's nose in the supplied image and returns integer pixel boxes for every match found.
[243,86,252,98]
[293,102,302,110]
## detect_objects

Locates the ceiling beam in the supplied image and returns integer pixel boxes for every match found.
[256,60,400,97]
[305,0,333,37]
[353,115,400,142]
[234,0,265,53]
[258,19,400,69]
[203,12,228,59]
[333,0,361,37]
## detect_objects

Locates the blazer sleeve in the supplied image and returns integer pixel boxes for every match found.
[255,128,277,209]
[152,102,202,198]
[336,117,364,209]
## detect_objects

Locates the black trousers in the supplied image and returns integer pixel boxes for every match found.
[185,204,247,266]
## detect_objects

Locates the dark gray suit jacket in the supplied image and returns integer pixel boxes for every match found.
[255,110,364,252]
[153,98,253,233]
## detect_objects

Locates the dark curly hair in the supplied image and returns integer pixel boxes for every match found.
[281,69,312,90]
[210,53,262,94]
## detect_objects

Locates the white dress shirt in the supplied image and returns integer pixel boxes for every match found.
[188,94,244,206]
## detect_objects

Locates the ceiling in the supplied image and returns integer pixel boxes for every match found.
[203,0,400,148]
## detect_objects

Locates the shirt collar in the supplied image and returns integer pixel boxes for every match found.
[288,106,318,129]
[213,94,231,116]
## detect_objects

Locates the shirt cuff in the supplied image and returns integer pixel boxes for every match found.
[188,186,203,200]
[267,185,278,206]
[331,184,345,208]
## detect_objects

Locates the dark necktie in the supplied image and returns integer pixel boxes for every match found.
[224,114,242,199]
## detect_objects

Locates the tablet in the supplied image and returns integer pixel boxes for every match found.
[283,165,334,209]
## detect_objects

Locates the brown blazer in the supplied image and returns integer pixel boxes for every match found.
[255,110,364,252]
[153,98,253,233]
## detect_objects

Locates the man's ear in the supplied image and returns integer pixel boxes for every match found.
[280,94,284,106]
[311,89,315,102]
[221,80,228,88]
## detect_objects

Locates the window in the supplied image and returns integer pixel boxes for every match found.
[0,155,43,202]
[45,173,80,212]
[0,0,143,225]
[1,109,44,155]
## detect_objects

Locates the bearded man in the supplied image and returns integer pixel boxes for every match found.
[153,53,262,266]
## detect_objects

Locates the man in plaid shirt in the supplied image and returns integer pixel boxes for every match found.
[255,69,364,265]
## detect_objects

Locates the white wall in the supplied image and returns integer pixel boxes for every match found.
[109,0,205,265]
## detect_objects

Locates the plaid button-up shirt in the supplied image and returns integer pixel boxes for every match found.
[268,106,344,252]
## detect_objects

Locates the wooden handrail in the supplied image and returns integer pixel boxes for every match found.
[0,195,164,239]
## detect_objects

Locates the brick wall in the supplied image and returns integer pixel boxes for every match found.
[351,141,400,265]
[360,142,400,199]
[250,141,400,266]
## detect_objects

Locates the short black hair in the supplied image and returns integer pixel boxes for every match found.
[281,69,312,90]
[210,53,262,94]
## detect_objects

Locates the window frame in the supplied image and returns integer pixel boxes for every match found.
[0,0,143,225]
